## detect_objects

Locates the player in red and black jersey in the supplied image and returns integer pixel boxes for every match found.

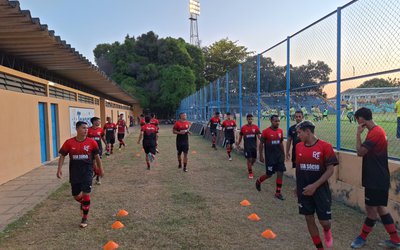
[150,113,160,153]
[103,117,117,155]
[88,117,106,185]
[137,116,158,170]
[207,112,221,149]
[139,114,146,127]
[257,115,286,200]
[221,112,237,160]
[173,113,191,172]
[57,121,104,228]
[295,121,338,250]
[117,113,129,149]
[236,114,261,179]
[350,108,400,249]
[286,110,304,169]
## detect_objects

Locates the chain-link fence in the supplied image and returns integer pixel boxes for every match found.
[179,0,400,159]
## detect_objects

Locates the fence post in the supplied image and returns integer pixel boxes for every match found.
[286,36,291,137]
[217,78,221,113]
[336,7,342,150]
[226,72,229,112]
[204,86,208,122]
[209,82,213,116]
[257,54,261,128]
[239,64,243,128]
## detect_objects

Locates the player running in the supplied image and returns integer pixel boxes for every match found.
[256,115,286,200]
[221,112,237,161]
[137,116,158,170]
[295,120,338,250]
[150,113,160,153]
[57,121,104,228]
[88,117,105,184]
[350,108,400,249]
[207,112,221,149]
[286,110,304,169]
[173,113,191,172]
[236,114,261,179]
[116,113,129,150]
[103,117,117,155]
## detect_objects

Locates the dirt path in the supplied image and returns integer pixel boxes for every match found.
[0,125,388,249]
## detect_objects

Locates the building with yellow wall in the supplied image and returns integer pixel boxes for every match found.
[0,1,142,185]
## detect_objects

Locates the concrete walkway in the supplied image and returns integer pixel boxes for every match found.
[0,160,68,231]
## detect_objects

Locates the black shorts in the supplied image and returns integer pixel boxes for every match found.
[292,162,296,169]
[298,186,332,220]
[177,144,189,154]
[244,149,257,159]
[210,130,217,137]
[117,133,125,141]
[71,181,92,196]
[143,145,156,155]
[106,137,115,144]
[225,138,235,145]
[365,188,389,207]
[265,162,286,176]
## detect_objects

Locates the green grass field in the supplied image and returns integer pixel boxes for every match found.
[239,113,400,159]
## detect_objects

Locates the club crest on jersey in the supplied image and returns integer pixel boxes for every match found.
[84,145,90,152]
[312,151,321,160]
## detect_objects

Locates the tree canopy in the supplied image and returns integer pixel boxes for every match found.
[357,78,400,88]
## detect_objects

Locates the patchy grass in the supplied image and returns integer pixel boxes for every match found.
[0,126,390,249]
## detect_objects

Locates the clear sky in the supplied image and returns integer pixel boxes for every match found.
[17,0,351,64]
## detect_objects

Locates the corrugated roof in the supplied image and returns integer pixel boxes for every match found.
[0,0,137,105]
[342,87,400,95]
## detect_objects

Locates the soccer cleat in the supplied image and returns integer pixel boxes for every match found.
[183,167,188,172]
[229,157,232,161]
[147,166,150,170]
[324,229,333,248]
[156,148,159,153]
[148,153,154,163]
[105,152,110,156]
[255,180,261,191]
[95,179,101,185]
[248,173,254,179]
[351,236,366,249]
[383,240,400,249]
[118,148,121,151]
[178,164,182,169]
[80,218,88,228]
[274,193,285,200]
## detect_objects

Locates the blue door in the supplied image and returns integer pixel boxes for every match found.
[51,104,59,158]
[38,103,48,163]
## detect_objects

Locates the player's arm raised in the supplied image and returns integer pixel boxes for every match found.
[356,124,368,157]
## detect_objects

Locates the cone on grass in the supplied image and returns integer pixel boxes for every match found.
[116,209,129,217]
[240,199,251,206]
[261,229,277,239]
[111,221,124,229]
[103,240,119,250]
[247,213,261,221]
[136,153,141,157]
[191,150,197,154]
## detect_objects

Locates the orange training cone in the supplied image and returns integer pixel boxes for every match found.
[111,221,124,229]
[240,199,251,206]
[116,209,129,217]
[103,240,119,250]
[247,213,261,221]
[136,153,141,157]
[191,150,197,154]
[261,229,277,239]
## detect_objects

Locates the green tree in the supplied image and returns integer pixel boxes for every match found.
[358,78,397,88]
[204,38,252,82]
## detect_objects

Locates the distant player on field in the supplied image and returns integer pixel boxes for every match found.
[207,112,221,150]
[221,112,237,161]
[173,113,191,172]
[137,116,158,170]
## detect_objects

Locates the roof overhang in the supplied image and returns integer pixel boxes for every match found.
[0,0,138,105]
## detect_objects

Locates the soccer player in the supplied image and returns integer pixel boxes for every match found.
[395,98,400,140]
[137,116,158,170]
[57,121,104,228]
[301,106,309,119]
[295,121,338,250]
[150,113,160,152]
[345,101,355,123]
[117,113,129,150]
[286,111,304,169]
[290,106,296,121]
[236,114,261,179]
[173,113,191,172]
[103,117,117,155]
[221,112,237,161]
[350,107,400,249]
[256,115,286,200]
[322,108,329,121]
[88,117,106,185]
[139,114,146,126]
[207,111,221,149]
[279,108,286,120]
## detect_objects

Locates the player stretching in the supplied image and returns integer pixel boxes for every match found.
[236,114,261,179]
[173,113,191,172]
[117,113,129,150]
[295,121,338,250]
[257,115,286,200]
[221,112,237,161]
[57,121,104,228]
[350,108,400,249]
[103,117,116,155]
[88,117,106,185]
[207,112,221,150]
[137,116,158,170]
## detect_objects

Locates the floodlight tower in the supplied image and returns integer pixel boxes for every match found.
[189,0,200,47]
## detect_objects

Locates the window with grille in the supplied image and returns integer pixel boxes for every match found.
[78,94,94,104]
[0,73,46,96]
[49,86,77,101]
